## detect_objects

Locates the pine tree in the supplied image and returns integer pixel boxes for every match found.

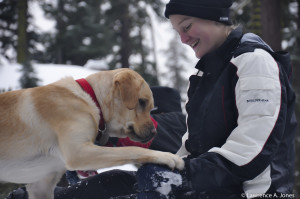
[19,61,39,88]
[233,0,282,50]
[163,32,189,95]
[41,0,113,65]
[17,0,28,64]
[261,0,282,51]
[250,0,262,36]
[0,0,18,60]
[103,0,163,84]
[287,0,300,195]
[16,0,39,88]
[41,0,162,83]
[0,0,41,62]
[0,0,40,88]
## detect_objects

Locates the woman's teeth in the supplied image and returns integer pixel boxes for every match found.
[191,39,200,48]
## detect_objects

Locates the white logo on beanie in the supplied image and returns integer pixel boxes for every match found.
[219,17,229,21]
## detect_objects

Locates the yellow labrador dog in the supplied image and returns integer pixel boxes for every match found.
[0,68,184,199]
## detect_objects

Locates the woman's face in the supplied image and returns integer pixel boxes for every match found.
[169,15,228,58]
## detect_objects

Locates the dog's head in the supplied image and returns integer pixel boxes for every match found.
[103,69,156,143]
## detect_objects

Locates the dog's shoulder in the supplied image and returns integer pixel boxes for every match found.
[34,77,99,117]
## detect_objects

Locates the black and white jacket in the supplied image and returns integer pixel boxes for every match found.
[178,27,297,199]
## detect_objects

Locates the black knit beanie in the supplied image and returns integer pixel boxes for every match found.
[150,86,182,114]
[165,0,233,25]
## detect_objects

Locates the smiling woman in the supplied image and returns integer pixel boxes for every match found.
[165,0,234,59]
[169,15,232,58]
[151,0,297,198]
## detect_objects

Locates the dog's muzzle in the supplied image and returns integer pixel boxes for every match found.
[128,125,156,143]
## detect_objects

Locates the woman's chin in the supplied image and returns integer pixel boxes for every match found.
[195,54,201,59]
[195,50,203,59]
[194,47,209,59]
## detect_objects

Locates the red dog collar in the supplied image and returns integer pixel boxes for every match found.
[76,78,106,132]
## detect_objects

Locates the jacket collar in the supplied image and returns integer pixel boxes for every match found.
[195,26,243,73]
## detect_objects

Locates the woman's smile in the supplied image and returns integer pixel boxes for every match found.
[170,14,229,58]
[190,39,200,49]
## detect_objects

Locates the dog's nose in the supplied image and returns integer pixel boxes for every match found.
[140,128,156,143]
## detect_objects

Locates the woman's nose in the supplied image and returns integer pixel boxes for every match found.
[179,32,190,44]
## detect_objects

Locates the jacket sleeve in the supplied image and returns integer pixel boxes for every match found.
[186,49,286,195]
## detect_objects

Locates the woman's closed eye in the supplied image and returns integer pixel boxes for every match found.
[184,23,192,32]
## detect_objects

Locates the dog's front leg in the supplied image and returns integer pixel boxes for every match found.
[62,143,184,171]
[26,170,65,199]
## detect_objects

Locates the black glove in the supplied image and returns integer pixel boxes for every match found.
[136,162,196,199]
[5,187,28,199]
[175,158,197,199]
[65,170,80,185]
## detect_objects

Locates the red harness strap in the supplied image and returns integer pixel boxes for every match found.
[76,78,106,132]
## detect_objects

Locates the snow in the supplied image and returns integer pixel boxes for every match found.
[0,63,22,90]
[0,62,99,90]
[97,165,183,198]
[29,2,56,34]
[97,164,137,173]
[153,171,182,197]
[34,63,99,85]
[83,59,109,71]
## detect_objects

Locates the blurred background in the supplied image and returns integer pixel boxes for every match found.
[0,0,299,198]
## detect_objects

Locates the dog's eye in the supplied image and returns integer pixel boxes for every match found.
[139,99,147,108]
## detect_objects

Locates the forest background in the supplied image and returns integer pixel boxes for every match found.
[0,0,300,198]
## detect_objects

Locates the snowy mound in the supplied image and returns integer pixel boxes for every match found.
[0,62,98,91]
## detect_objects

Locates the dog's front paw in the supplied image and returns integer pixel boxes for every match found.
[151,151,185,170]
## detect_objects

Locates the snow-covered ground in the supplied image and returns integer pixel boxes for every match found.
[97,164,137,173]
[0,62,100,91]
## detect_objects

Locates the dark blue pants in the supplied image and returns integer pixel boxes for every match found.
[6,170,137,199]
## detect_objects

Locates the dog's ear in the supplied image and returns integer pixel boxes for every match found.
[113,71,143,110]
